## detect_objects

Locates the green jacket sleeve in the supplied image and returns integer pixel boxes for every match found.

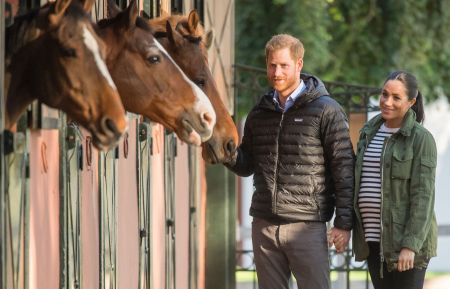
[401,130,437,253]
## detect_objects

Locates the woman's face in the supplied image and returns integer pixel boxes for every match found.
[380,79,416,128]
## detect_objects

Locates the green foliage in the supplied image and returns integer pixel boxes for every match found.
[235,0,450,116]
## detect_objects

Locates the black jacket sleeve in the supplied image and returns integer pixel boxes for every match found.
[225,114,254,177]
[321,102,355,230]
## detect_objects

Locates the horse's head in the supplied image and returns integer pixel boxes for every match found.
[6,0,127,150]
[97,0,216,146]
[149,11,239,163]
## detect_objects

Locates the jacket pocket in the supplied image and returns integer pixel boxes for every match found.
[391,149,413,179]
[391,209,408,251]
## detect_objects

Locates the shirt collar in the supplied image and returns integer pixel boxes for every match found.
[273,80,306,112]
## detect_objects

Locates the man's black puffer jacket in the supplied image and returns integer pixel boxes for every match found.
[228,74,354,230]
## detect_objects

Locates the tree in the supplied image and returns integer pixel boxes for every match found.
[235,0,450,117]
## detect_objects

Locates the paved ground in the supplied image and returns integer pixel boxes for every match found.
[237,276,450,289]
[424,275,450,289]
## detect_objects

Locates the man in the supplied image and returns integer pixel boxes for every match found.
[226,34,354,289]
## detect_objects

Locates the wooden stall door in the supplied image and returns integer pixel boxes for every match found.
[29,130,60,289]
[117,116,139,289]
[150,124,166,289]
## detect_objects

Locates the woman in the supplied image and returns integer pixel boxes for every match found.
[353,71,437,289]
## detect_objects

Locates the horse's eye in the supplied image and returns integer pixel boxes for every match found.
[195,79,206,88]
[147,55,161,64]
[60,46,77,58]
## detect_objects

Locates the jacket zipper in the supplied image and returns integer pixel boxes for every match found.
[272,112,285,214]
[379,136,391,278]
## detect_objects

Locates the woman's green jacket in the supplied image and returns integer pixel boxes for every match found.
[353,109,437,271]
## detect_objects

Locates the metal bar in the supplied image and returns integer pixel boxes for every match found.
[23,137,30,289]
[193,0,204,22]
[438,224,450,236]
[164,131,176,289]
[0,0,6,287]
[171,0,182,13]
[59,114,68,289]
[188,146,198,289]
[99,153,105,289]
[147,123,152,289]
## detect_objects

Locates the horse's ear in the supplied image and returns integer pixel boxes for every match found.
[48,0,72,27]
[128,0,138,27]
[140,10,150,20]
[204,29,214,50]
[166,20,181,48]
[187,10,199,34]
[120,0,138,29]
[107,0,121,18]
[78,0,95,13]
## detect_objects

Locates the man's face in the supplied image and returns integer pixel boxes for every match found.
[266,47,303,98]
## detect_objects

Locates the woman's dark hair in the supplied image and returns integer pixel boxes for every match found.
[384,70,424,123]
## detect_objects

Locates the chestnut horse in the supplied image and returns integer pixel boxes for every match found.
[148,11,239,163]
[5,0,127,150]
[98,1,216,146]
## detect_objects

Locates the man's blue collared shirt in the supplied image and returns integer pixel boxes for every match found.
[273,80,306,112]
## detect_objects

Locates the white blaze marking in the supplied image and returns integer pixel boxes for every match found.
[82,25,117,90]
[153,39,216,123]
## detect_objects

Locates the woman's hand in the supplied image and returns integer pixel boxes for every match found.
[327,228,350,253]
[397,247,415,272]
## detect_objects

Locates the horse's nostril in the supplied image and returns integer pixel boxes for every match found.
[226,139,236,154]
[102,117,119,135]
[202,112,214,128]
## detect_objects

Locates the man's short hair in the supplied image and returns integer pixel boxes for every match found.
[265,34,305,60]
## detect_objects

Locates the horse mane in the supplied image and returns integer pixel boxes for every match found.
[97,15,154,33]
[6,7,42,60]
[150,15,204,44]
[5,1,89,61]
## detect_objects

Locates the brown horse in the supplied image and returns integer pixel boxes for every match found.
[148,11,239,163]
[5,0,127,150]
[98,1,216,146]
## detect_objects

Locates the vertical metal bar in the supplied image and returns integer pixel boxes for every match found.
[149,0,160,18]
[99,153,104,289]
[164,130,172,289]
[137,121,153,289]
[76,138,81,289]
[193,0,204,22]
[113,152,118,289]
[188,146,199,289]
[23,135,30,289]
[0,1,6,288]
[137,122,142,289]
[147,124,152,289]
[59,114,68,289]
[170,0,182,13]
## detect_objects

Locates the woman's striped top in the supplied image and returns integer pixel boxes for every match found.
[358,123,399,242]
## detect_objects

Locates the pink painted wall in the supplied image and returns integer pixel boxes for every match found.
[80,128,100,289]
[175,140,190,288]
[117,117,139,289]
[151,124,166,289]
[29,129,60,289]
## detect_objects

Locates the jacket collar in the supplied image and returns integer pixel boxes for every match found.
[362,109,417,137]
[258,73,329,111]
